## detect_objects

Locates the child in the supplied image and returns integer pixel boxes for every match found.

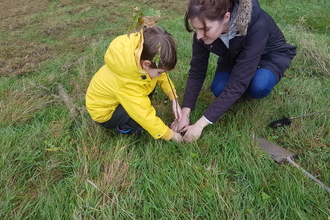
[86,25,183,142]
[172,0,296,141]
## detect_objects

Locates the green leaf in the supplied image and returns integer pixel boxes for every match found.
[152,43,161,67]
[261,192,271,201]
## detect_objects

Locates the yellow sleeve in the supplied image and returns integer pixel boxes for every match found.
[161,128,173,141]
[116,82,172,140]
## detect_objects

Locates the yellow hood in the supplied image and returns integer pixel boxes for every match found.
[104,32,146,80]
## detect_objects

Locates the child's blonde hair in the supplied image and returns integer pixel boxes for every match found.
[140,26,177,71]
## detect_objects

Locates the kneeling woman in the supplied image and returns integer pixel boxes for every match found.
[172,0,296,141]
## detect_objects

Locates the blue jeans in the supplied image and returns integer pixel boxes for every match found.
[210,68,278,99]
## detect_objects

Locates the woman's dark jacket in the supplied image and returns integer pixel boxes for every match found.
[182,0,296,122]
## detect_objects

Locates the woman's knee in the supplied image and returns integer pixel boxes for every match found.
[247,85,272,99]
[247,69,277,99]
[210,83,224,97]
[210,72,230,97]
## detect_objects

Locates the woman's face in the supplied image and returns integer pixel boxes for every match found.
[190,13,230,45]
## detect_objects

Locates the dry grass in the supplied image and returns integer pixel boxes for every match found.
[298,36,329,75]
[0,0,187,77]
[0,84,55,126]
[0,0,48,20]
[0,0,50,76]
[286,25,330,77]
[103,158,130,191]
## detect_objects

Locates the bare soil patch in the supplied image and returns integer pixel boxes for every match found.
[0,0,186,77]
[0,0,50,76]
[0,0,48,20]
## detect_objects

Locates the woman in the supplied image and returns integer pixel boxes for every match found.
[172,0,296,141]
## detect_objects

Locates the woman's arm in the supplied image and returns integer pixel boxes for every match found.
[182,33,210,110]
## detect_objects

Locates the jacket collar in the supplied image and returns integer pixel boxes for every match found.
[235,0,253,36]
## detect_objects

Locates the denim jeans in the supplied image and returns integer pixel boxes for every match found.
[210,68,278,99]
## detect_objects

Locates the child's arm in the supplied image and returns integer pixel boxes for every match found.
[117,83,175,140]
[171,98,182,120]
[157,73,178,101]
[157,73,183,120]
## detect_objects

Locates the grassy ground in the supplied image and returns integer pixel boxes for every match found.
[1,0,329,219]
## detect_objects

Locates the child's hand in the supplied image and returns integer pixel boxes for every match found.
[171,99,182,120]
[171,120,180,132]
[171,107,190,132]
[171,131,183,142]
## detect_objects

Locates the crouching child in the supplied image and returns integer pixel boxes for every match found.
[85,25,182,142]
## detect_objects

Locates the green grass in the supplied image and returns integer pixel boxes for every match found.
[0,0,329,219]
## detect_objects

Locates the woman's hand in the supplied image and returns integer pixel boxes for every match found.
[182,116,209,142]
[171,131,183,142]
[171,107,190,132]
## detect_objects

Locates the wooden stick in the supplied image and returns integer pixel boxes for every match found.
[290,110,330,120]
[286,157,330,193]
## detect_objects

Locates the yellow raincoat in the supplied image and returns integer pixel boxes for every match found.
[86,32,178,140]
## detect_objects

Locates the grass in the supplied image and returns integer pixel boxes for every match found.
[0,0,329,219]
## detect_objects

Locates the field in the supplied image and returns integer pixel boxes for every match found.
[0,0,329,219]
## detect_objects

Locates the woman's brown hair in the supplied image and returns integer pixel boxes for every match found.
[184,0,239,32]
